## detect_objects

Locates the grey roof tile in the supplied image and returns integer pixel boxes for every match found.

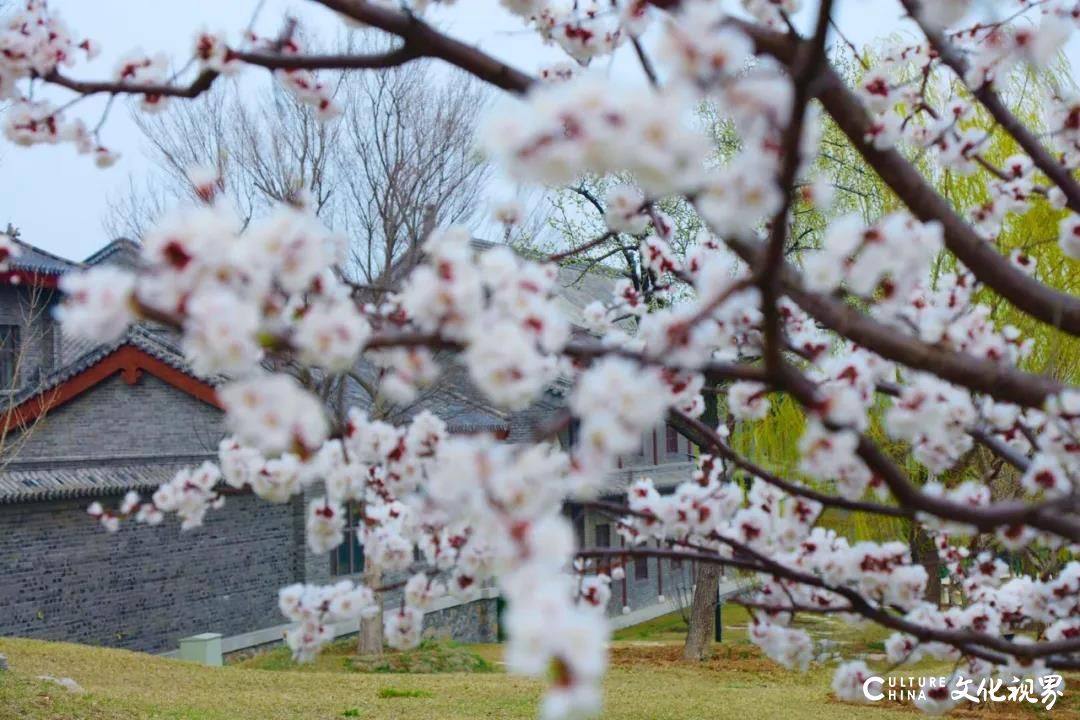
[10,239,81,275]
[19,324,206,407]
[470,238,619,329]
[83,238,140,268]
[0,456,213,504]
[552,263,618,329]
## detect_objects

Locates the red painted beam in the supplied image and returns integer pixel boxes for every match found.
[0,270,61,289]
[2,344,219,430]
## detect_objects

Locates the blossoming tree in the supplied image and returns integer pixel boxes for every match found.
[5,0,1080,715]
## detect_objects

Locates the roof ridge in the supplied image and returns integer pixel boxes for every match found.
[83,237,140,265]
[0,457,216,504]
[12,238,80,268]
[14,324,200,408]
[437,386,510,420]
[3,453,214,472]
[17,336,126,403]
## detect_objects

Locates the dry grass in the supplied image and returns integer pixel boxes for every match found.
[0,636,897,720]
[1,633,1077,719]
[234,637,494,674]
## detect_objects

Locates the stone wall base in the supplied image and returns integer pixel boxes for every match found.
[163,589,502,658]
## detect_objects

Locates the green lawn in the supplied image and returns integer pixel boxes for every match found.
[1,619,1077,719]
[613,605,890,654]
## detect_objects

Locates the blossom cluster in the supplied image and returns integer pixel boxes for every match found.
[250,33,340,121]
[481,75,714,196]
[0,2,117,163]
[399,226,570,409]
[26,0,1080,717]
[0,2,347,167]
[801,212,943,305]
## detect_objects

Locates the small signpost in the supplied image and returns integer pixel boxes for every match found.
[714,599,723,643]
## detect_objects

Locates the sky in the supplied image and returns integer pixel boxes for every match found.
[0,1,1068,261]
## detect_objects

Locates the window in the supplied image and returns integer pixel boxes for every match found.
[0,324,19,389]
[331,503,365,576]
[573,511,585,549]
[595,523,611,574]
[566,419,581,450]
[635,553,649,580]
[666,425,680,454]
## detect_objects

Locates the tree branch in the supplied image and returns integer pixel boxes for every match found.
[313,0,534,95]
[760,0,834,376]
[900,0,1080,217]
[43,68,220,100]
[231,46,418,71]
[739,20,1080,336]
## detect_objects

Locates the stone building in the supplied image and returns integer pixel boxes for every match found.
[0,237,696,655]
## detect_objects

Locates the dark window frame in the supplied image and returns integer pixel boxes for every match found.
[635,552,649,580]
[595,523,611,548]
[595,523,611,575]
[330,503,365,576]
[666,425,680,454]
[0,324,19,389]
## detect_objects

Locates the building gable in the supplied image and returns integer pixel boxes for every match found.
[4,343,220,433]
[5,371,223,468]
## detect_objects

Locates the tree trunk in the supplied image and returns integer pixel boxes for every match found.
[683,376,723,662]
[358,560,384,655]
[683,562,721,661]
[911,527,941,607]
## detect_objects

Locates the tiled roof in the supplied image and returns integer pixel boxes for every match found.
[422,384,509,434]
[0,237,597,505]
[10,239,82,275]
[602,461,696,497]
[0,456,212,504]
[552,263,618,330]
[446,421,509,434]
[383,238,618,331]
[83,238,140,267]
[20,324,205,407]
[468,239,619,329]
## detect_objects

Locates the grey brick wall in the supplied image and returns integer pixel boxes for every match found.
[0,493,305,653]
[422,598,499,643]
[14,373,223,461]
[0,285,60,391]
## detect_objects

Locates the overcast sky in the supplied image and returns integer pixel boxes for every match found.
[0,1,1064,261]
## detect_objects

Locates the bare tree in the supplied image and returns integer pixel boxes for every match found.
[104,82,264,239]
[105,47,490,288]
[340,64,489,285]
